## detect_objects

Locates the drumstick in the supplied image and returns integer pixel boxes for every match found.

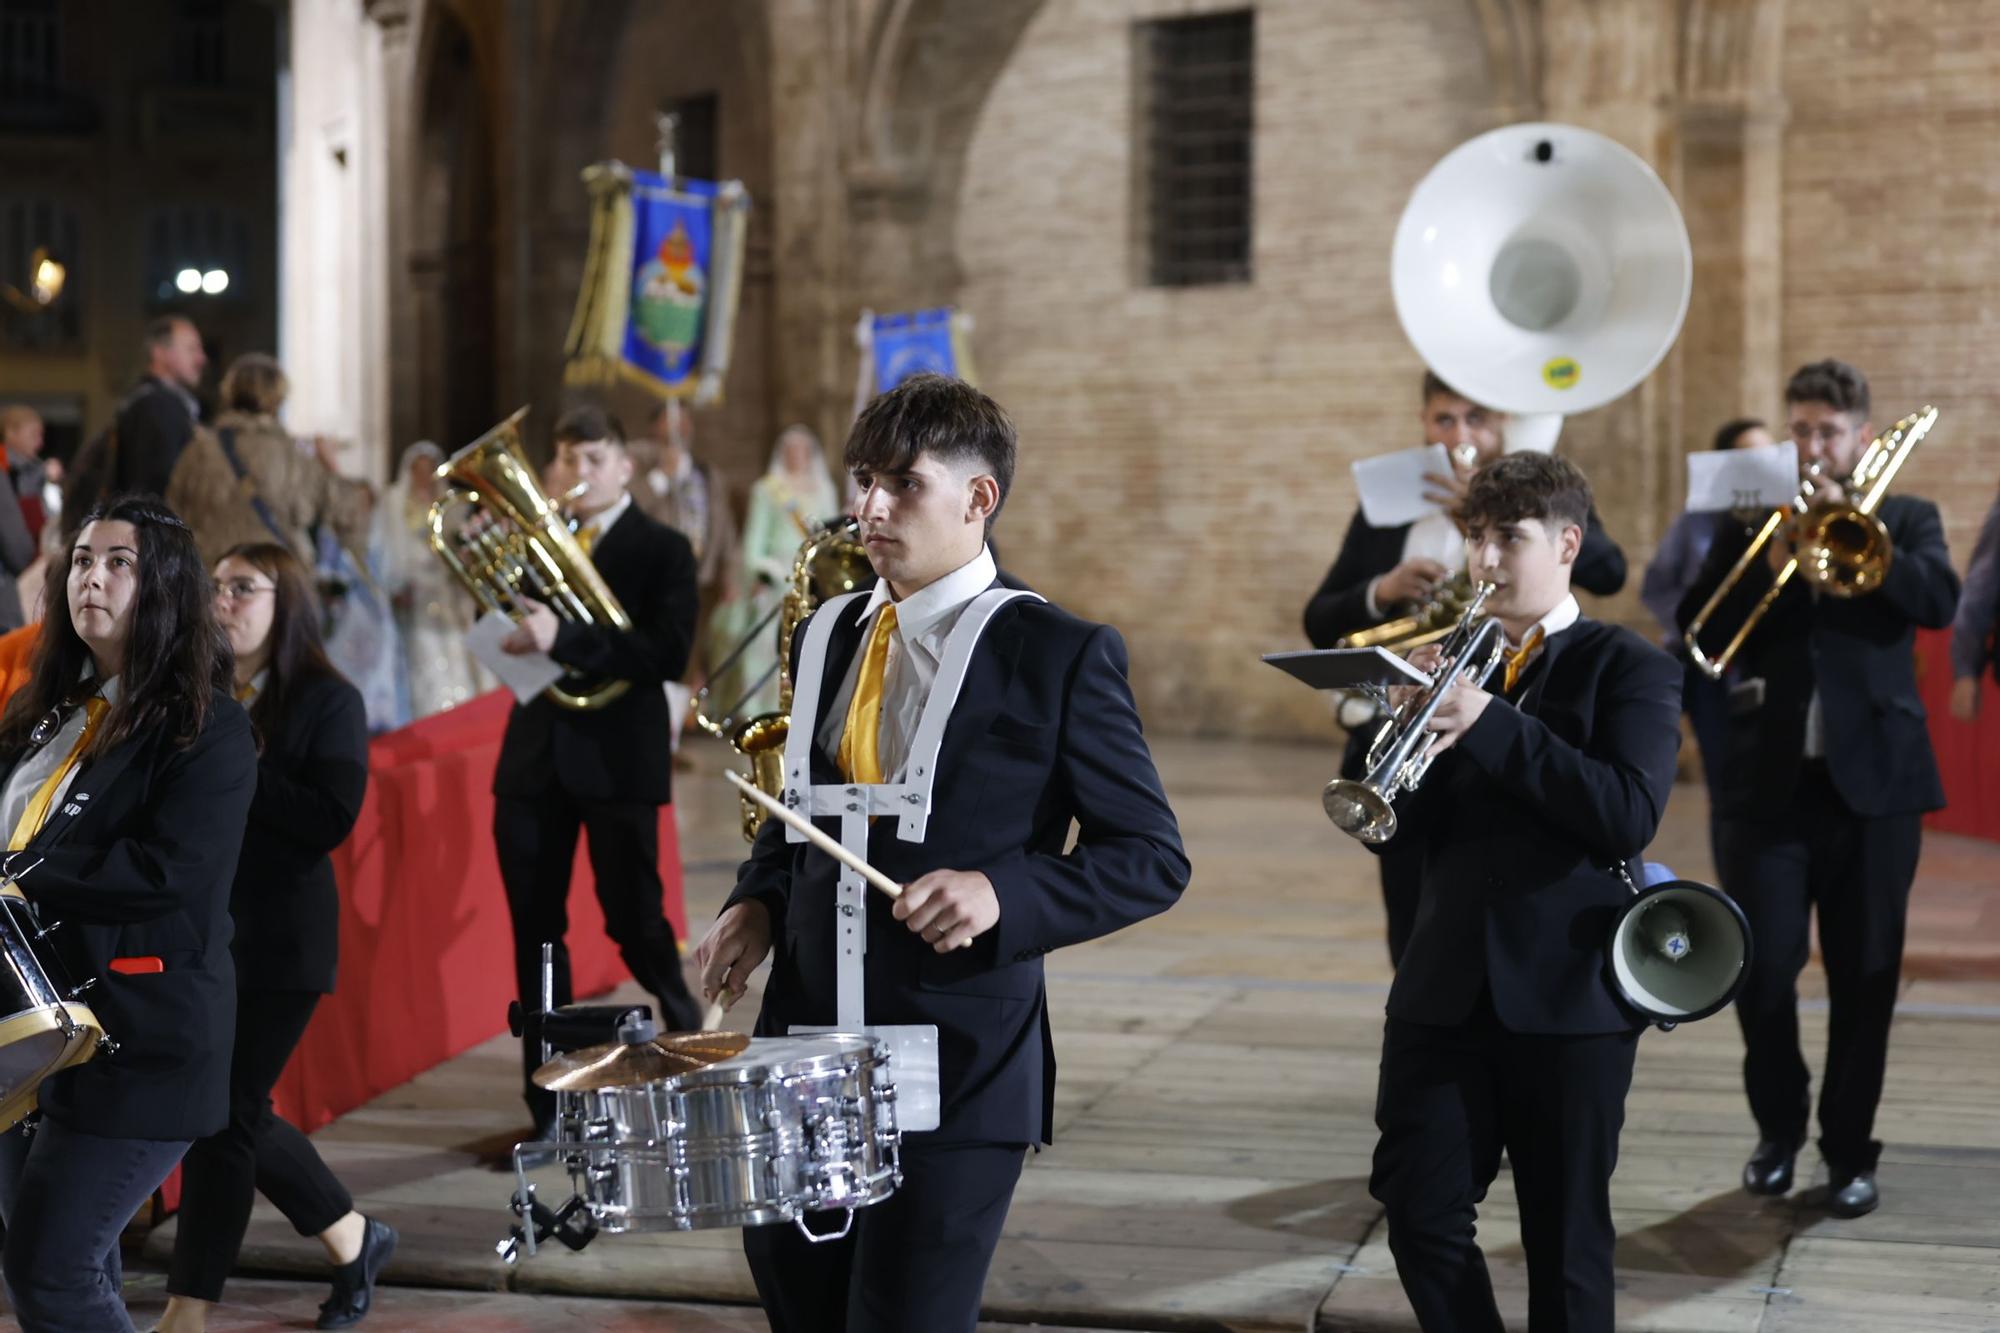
[724,771,903,900]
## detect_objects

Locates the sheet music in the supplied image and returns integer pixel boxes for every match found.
[1686,441,1798,513]
[1352,444,1453,528]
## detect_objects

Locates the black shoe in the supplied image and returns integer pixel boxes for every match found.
[1828,1170,1879,1218]
[317,1216,398,1329]
[1743,1138,1798,1195]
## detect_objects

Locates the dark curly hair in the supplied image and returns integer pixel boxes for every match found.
[0,495,233,758]
[1458,452,1593,537]
[1785,359,1870,420]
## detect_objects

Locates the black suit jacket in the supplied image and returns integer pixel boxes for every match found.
[115,376,199,499]
[1675,493,1958,819]
[1379,618,1682,1035]
[1303,504,1627,649]
[726,593,1190,1146]
[493,502,699,804]
[234,672,369,993]
[9,691,257,1140]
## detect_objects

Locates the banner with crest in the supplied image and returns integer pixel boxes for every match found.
[854,307,977,408]
[564,165,751,404]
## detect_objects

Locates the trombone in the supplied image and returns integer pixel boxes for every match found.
[1323,581,1506,844]
[1682,406,1938,680]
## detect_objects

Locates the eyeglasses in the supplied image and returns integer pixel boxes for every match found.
[213,578,275,602]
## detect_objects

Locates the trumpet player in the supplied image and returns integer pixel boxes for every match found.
[1302,371,1628,965]
[492,405,705,1138]
[1365,451,1681,1333]
[1677,360,1959,1218]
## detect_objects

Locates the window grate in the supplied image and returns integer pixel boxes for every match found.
[1138,9,1254,288]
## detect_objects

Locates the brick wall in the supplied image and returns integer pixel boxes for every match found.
[1779,0,2000,566]
[956,0,1501,737]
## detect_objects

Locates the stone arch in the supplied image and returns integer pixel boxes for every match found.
[410,1,500,451]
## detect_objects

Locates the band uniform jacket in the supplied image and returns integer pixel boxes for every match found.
[7,691,257,1140]
[491,503,699,805]
[1375,619,1682,1036]
[1675,493,1959,820]
[725,594,1191,1145]
[232,672,369,994]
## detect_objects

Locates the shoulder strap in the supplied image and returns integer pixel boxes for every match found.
[215,427,291,547]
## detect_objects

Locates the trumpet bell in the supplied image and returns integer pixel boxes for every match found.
[1795,507,1893,597]
[1606,880,1752,1026]
[1323,778,1396,844]
[1392,123,1691,416]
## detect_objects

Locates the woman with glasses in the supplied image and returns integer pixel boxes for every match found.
[157,542,394,1333]
[0,496,256,1332]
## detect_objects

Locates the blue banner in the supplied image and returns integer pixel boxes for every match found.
[872,308,963,394]
[623,172,717,395]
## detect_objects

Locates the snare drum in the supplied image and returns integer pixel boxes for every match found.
[0,884,105,1130]
[557,1033,900,1238]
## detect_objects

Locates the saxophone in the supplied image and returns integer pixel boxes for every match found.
[695,517,872,840]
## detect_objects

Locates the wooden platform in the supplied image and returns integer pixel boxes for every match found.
[118,736,2000,1332]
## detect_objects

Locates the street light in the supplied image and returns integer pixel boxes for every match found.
[175,268,203,294]
[201,269,229,295]
[3,246,66,313]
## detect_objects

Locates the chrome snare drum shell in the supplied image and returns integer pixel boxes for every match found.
[0,886,106,1130]
[563,1032,902,1236]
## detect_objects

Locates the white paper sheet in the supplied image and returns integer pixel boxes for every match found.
[1686,441,1798,513]
[465,610,565,705]
[1352,443,1454,528]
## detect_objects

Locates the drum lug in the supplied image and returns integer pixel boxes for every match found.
[67,977,95,999]
[97,1035,119,1057]
[33,918,60,941]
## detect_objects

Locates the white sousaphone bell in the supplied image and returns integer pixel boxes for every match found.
[1392,122,1694,443]
[1391,125,1749,1027]
[1607,876,1753,1028]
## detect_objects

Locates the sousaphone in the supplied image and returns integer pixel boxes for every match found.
[1392,123,1693,426]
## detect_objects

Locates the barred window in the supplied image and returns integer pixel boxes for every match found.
[0,0,60,109]
[172,0,228,88]
[1138,9,1254,288]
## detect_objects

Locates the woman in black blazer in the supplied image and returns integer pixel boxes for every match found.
[0,496,256,1333]
[159,542,393,1333]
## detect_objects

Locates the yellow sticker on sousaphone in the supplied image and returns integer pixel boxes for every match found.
[1542,357,1581,390]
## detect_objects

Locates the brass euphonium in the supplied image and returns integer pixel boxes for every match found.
[695,517,873,840]
[427,406,635,710]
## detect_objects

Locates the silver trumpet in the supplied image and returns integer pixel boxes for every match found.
[1322,581,1505,844]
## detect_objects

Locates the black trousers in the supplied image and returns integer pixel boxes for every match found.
[0,1117,190,1332]
[742,1138,1026,1333]
[169,988,354,1302]
[1378,841,1422,969]
[1370,999,1640,1333]
[1716,762,1922,1174]
[495,792,698,1118]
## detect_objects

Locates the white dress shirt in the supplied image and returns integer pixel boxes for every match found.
[0,674,123,845]
[1501,592,1580,682]
[575,491,632,546]
[817,545,1000,780]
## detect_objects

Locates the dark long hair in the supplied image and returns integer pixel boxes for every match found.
[216,541,343,737]
[0,495,233,758]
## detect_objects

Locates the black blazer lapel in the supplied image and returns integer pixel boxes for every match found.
[1516,619,1582,717]
[18,733,149,855]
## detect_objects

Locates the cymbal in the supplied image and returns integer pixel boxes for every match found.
[532,1030,750,1092]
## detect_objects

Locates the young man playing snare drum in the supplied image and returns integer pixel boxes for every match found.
[695,374,1189,1333]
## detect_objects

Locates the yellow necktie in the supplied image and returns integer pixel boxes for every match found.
[575,525,597,557]
[10,698,108,851]
[1502,625,1546,693]
[838,604,899,785]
